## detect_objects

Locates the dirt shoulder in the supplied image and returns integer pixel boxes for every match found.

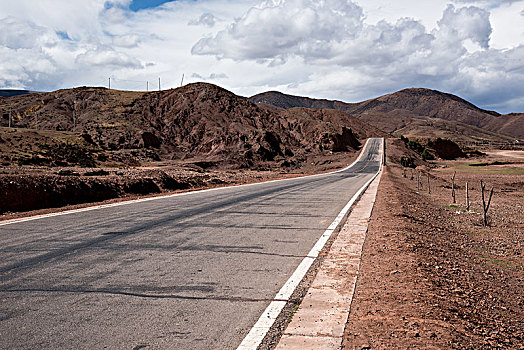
[342,141,523,349]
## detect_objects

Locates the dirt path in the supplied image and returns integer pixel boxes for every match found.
[485,150,524,160]
[342,143,523,349]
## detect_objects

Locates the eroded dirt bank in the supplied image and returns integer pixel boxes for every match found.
[0,150,360,220]
[342,142,523,349]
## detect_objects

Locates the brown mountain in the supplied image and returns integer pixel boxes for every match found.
[0,83,383,169]
[250,88,523,140]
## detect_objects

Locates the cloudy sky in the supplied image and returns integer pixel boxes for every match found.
[1,0,523,113]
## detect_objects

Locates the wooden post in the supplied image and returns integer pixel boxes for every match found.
[8,107,12,128]
[402,167,406,178]
[427,173,431,194]
[451,171,456,203]
[417,171,420,191]
[383,140,386,166]
[466,182,470,211]
[481,180,494,226]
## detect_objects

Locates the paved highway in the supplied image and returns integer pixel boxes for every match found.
[0,138,382,349]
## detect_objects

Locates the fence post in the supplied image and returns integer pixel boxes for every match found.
[466,182,470,211]
[451,171,456,203]
[481,180,494,226]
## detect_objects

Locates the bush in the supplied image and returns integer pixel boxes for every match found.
[421,148,435,161]
[400,156,416,168]
[408,140,424,154]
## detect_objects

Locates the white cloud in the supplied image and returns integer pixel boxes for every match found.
[75,46,142,68]
[192,0,364,62]
[437,5,491,48]
[453,0,523,5]
[192,72,228,80]
[192,2,492,66]
[188,13,217,27]
[0,16,59,49]
[112,33,141,48]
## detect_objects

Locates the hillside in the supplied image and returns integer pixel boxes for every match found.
[250,89,523,140]
[0,83,382,169]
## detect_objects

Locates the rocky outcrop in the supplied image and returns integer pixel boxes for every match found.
[142,132,161,148]
[330,127,361,152]
[433,138,466,160]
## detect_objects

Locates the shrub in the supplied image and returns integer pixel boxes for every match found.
[421,148,435,161]
[408,140,424,154]
[400,156,416,168]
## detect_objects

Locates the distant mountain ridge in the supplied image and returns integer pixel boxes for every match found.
[250,88,523,139]
[0,90,32,98]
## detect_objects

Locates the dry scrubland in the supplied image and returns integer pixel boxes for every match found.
[343,139,523,350]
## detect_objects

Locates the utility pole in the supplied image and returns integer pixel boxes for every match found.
[158,77,161,91]
[109,77,111,89]
[180,73,184,87]
[8,107,12,128]
[73,100,77,130]
[146,81,149,92]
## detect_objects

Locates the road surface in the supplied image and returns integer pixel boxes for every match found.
[0,138,382,349]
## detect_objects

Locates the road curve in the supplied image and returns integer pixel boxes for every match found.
[0,138,383,350]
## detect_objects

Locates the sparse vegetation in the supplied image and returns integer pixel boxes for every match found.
[38,142,97,167]
[421,148,435,161]
[400,156,416,168]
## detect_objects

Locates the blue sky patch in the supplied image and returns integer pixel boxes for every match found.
[129,0,175,12]
[56,31,72,40]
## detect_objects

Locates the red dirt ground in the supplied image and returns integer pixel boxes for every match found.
[342,139,523,350]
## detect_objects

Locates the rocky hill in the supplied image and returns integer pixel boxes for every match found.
[250,89,523,140]
[0,83,383,169]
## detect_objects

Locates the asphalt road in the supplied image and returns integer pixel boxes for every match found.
[0,138,382,350]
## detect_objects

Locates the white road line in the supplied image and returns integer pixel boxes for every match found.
[236,138,384,350]
[0,139,374,227]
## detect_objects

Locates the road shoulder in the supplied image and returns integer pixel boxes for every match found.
[275,167,383,349]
